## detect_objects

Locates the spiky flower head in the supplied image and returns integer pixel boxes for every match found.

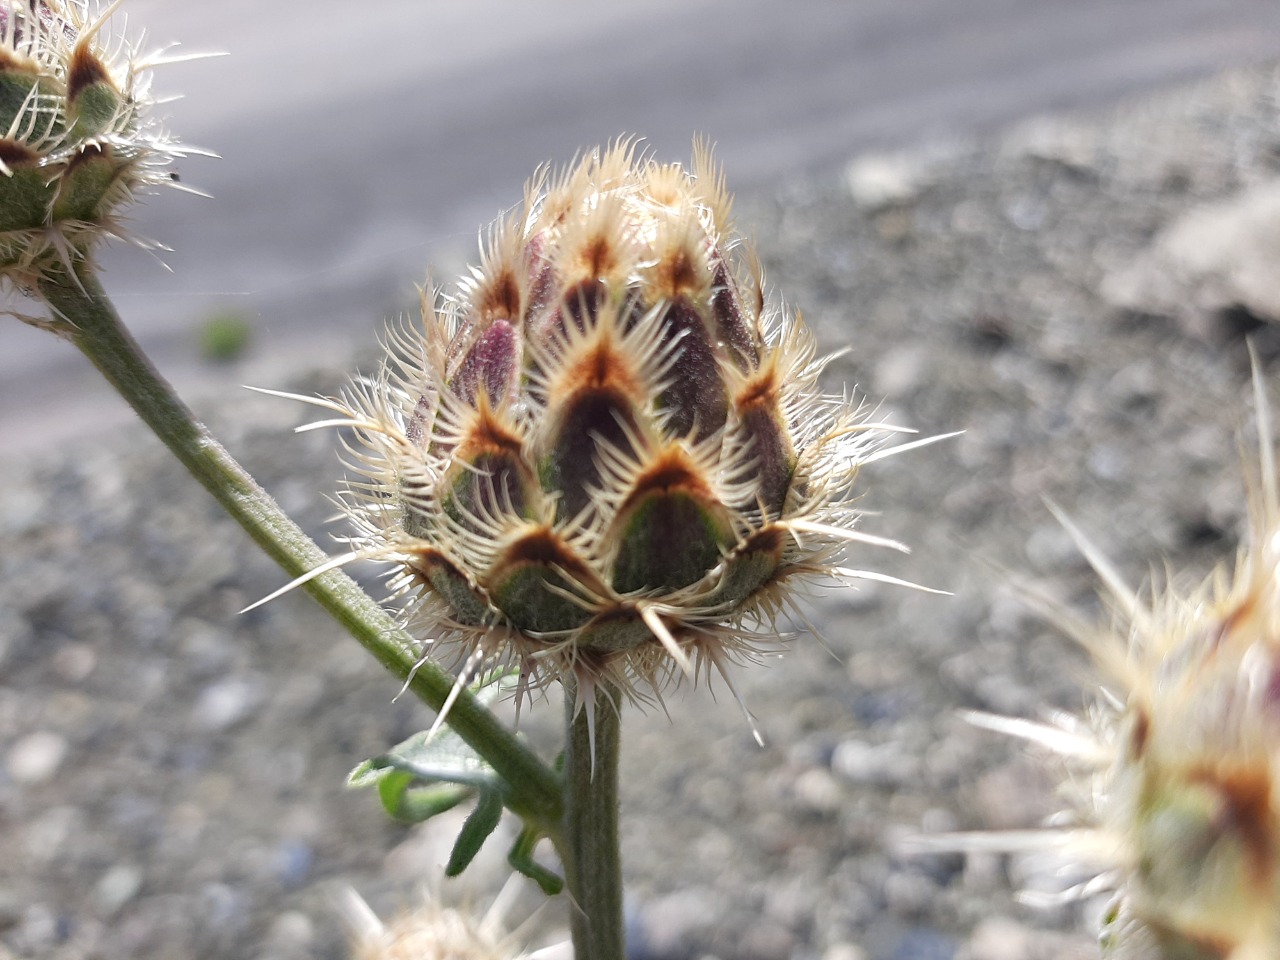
[312,142,928,715]
[978,372,1280,960]
[0,0,186,290]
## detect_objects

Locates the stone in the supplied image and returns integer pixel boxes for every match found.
[1102,178,1280,327]
[7,731,68,785]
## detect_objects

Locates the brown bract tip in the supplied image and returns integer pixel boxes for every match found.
[735,362,782,413]
[617,446,714,515]
[67,40,112,101]
[1188,764,1275,885]
[644,223,710,304]
[474,265,522,323]
[0,137,38,166]
[0,45,36,73]
[497,526,601,591]
[457,402,524,460]
[556,335,645,407]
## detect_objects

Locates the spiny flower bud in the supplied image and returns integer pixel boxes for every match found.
[300,142,937,716]
[978,372,1280,960]
[1088,495,1280,960]
[0,0,188,290]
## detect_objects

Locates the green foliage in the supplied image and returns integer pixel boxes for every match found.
[348,677,563,895]
[198,311,252,363]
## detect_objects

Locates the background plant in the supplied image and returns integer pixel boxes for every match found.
[964,366,1280,960]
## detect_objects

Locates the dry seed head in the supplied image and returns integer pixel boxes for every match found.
[0,0,191,293]
[307,141,936,717]
[981,370,1280,960]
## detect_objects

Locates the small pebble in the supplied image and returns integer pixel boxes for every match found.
[792,766,844,813]
[266,910,314,949]
[884,869,938,918]
[7,731,68,784]
[51,643,96,682]
[272,839,314,889]
[964,916,1035,960]
[961,851,1006,894]
[890,928,955,960]
[845,152,930,210]
[830,739,918,788]
[737,919,794,960]
[874,344,931,399]
[94,864,143,917]
[0,886,24,927]
[194,677,263,731]
[637,888,722,960]
[14,902,59,952]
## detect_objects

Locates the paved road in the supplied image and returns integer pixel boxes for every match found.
[6,0,1280,453]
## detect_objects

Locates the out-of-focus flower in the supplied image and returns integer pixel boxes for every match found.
[341,884,565,960]
[284,141,941,721]
[964,369,1280,960]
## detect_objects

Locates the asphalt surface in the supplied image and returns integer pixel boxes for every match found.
[5,0,1280,454]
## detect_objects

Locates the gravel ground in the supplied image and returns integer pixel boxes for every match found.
[5,63,1280,960]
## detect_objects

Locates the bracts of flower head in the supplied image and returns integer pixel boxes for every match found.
[0,0,204,308]
[263,140,951,738]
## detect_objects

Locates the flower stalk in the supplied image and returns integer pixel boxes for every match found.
[562,681,625,960]
[36,262,562,828]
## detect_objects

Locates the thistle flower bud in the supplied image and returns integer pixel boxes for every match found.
[1087,499,1280,960]
[985,372,1280,960]
[0,0,185,290]
[310,142,933,713]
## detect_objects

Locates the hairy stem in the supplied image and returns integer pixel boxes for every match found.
[562,682,626,960]
[38,264,562,827]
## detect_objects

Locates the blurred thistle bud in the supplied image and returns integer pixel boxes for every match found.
[340,885,554,960]
[968,366,1280,960]
[1087,463,1280,960]
[294,141,941,718]
[0,0,193,293]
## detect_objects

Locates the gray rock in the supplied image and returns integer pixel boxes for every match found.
[1103,178,1280,327]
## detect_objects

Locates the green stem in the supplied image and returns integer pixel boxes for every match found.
[37,264,562,827]
[562,682,626,960]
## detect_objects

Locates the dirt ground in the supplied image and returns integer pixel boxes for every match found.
[4,63,1280,960]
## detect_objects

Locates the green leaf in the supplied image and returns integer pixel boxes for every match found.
[445,789,504,877]
[377,769,472,823]
[509,825,564,896]
[348,673,515,799]
[347,671,566,886]
[347,756,389,789]
[375,726,506,791]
